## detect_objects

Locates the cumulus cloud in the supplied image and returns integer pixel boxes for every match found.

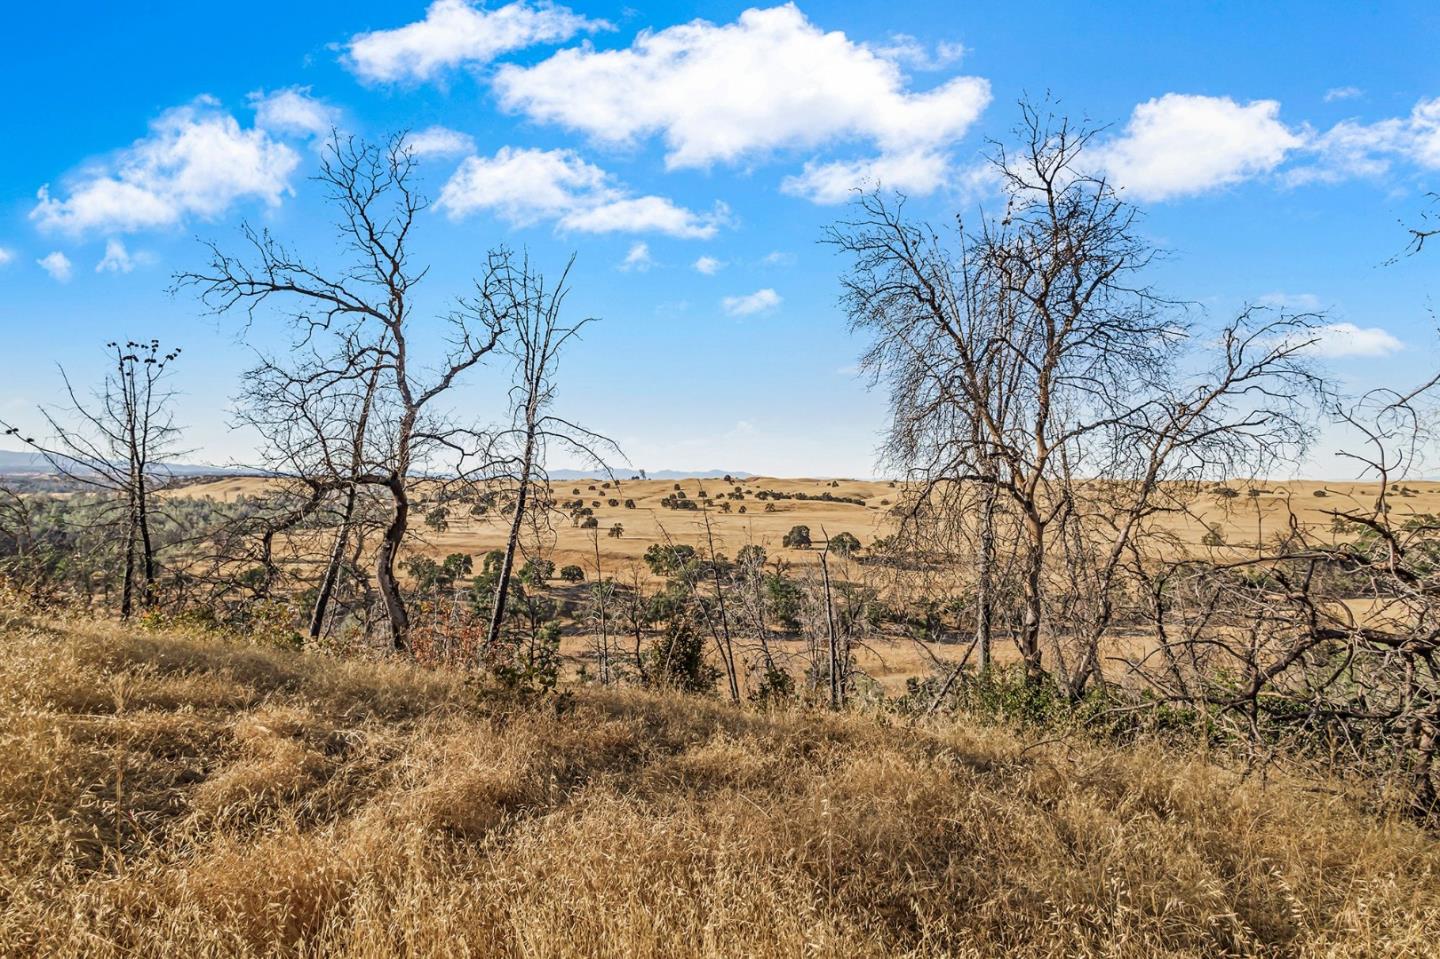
[620,241,653,271]
[1293,96,1440,184]
[722,288,781,316]
[96,239,137,273]
[30,98,300,236]
[563,196,725,237]
[1095,94,1305,201]
[404,125,476,157]
[37,251,72,282]
[780,148,952,204]
[437,146,725,238]
[693,255,723,274]
[494,4,990,176]
[344,0,609,83]
[249,86,340,139]
[94,239,155,274]
[1094,92,1440,198]
[1305,322,1403,358]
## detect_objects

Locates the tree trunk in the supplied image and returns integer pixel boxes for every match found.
[820,548,842,710]
[376,480,410,650]
[592,531,610,684]
[135,475,155,608]
[309,484,357,640]
[313,361,382,640]
[119,506,137,620]
[1019,512,1046,682]
[975,476,996,673]
[486,470,533,657]
[703,514,740,704]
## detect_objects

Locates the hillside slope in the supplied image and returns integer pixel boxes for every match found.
[1,611,1437,957]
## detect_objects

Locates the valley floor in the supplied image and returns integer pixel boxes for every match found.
[2,609,1438,957]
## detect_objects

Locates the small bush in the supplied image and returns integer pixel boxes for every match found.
[783,525,811,549]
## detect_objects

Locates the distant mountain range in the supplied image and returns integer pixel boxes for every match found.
[0,449,752,482]
[0,449,258,477]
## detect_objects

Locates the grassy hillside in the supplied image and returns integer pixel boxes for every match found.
[2,610,1438,957]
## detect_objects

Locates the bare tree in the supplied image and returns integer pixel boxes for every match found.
[831,100,1321,694]
[3,340,184,618]
[180,134,514,649]
[216,327,390,637]
[483,257,617,655]
[1123,192,1440,820]
[1126,384,1440,819]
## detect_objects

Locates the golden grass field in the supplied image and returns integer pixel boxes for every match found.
[179,475,1440,576]
[170,475,1440,695]
[3,609,1438,957]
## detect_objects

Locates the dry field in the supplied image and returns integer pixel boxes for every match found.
[170,475,1440,695]
[178,475,902,576]
[2,609,1439,957]
[178,475,1440,575]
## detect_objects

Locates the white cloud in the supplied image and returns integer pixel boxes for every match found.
[1408,98,1440,167]
[344,0,609,83]
[30,98,300,237]
[1306,322,1402,358]
[249,86,339,139]
[494,4,990,173]
[620,241,653,271]
[439,146,603,223]
[0,247,13,267]
[562,196,725,238]
[1096,94,1304,201]
[1295,97,1440,184]
[437,146,724,238]
[96,239,136,273]
[404,125,476,157]
[780,148,952,203]
[870,34,965,71]
[1323,86,1363,103]
[1256,291,1323,311]
[759,250,794,267]
[722,288,781,316]
[37,251,72,282]
[693,255,723,274]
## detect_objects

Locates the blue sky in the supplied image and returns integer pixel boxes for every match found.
[1,1,1437,477]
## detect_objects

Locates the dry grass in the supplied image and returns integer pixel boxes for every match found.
[175,475,1440,577]
[2,608,1438,957]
